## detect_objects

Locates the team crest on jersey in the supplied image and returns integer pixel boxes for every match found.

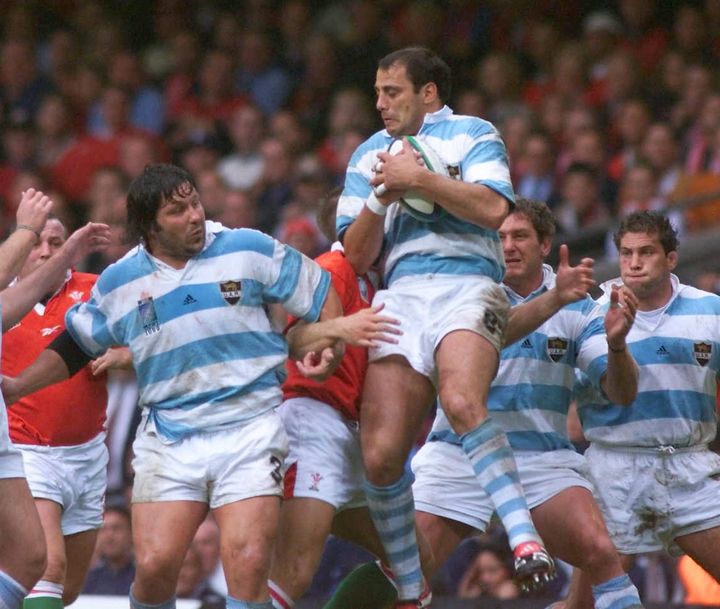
[68,290,84,302]
[309,473,323,492]
[448,165,461,180]
[138,296,160,335]
[546,337,569,362]
[693,341,712,367]
[220,280,242,305]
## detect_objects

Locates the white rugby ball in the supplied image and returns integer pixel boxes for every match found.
[383,135,449,222]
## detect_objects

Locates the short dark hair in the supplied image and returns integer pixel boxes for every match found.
[613,210,679,254]
[378,47,452,103]
[512,197,557,244]
[126,164,196,244]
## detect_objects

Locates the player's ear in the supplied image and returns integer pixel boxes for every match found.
[666,250,678,271]
[422,81,437,103]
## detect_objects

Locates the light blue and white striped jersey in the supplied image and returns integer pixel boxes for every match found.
[428,265,608,452]
[336,106,515,287]
[577,275,719,448]
[65,221,330,443]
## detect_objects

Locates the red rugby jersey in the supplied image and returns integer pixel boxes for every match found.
[4,272,108,445]
[282,251,375,421]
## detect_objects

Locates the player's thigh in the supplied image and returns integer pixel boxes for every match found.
[132,500,208,575]
[272,497,336,580]
[675,525,720,581]
[0,478,46,585]
[436,330,499,425]
[360,356,435,460]
[214,495,280,594]
[34,499,65,581]
[63,528,99,602]
[531,487,620,572]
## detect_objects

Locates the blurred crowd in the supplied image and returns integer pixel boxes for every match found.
[3,0,720,606]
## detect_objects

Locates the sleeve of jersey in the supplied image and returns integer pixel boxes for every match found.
[64,290,119,359]
[264,241,331,323]
[461,119,515,206]
[575,302,610,389]
[336,138,381,242]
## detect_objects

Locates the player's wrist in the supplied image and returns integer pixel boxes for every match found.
[366,193,388,216]
[15,223,41,243]
[607,341,627,353]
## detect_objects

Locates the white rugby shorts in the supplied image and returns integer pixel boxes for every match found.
[0,403,25,479]
[369,275,509,380]
[132,410,288,508]
[412,440,592,531]
[586,443,720,556]
[18,432,108,534]
[279,397,365,510]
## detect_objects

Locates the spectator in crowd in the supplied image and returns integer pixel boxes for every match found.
[457,540,519,600]
[217,105,265,192]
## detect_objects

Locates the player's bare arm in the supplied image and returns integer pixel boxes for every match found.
[2,349,70,406]
[600,285,639,405]
[1,222,110,329]
[90,347,133,376]
[0,189,53,289]
[505,245,595,346]
[374,138,509,230]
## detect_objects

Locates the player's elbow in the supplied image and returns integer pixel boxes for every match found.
[483,196,511,230]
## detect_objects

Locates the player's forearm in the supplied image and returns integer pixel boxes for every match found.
[414,173,510,230]
[505,288,564,346]
[3,350,70,404]
[286,319,343,359]
[1,246,77,328]
[601,347,639,406]
[342,210,385,276]
[0,228,39,290]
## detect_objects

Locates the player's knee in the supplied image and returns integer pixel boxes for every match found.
[134,551,178,593]
[363,444,405,485]
[440,392,487,434]
[576,530,623,573]
[22,544,48,589]
[226,539,273,592]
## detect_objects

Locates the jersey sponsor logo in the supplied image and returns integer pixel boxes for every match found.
[68,290,85,302]
[546,337,568,362]
[138,296,160,335]
[693,341,712,367]
[309,472,323,492]
[182,294,197,305]
[40,325,62,337]
[219,280,242,305]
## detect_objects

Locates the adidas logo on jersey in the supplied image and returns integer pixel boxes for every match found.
[183,294,197,305]
[521,338,532,349]
[656,345,668,355]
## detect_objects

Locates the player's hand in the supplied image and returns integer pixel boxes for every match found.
[1,375,22,406]
[554,244,595,305]
[91,347,133,376]
[15,188,53,235]
[334,303,402,347]
[604,284,638,350]
[60,222,111,266]
[371,139,424,201]
[296,345,344,381]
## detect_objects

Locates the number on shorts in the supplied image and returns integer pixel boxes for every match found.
[270,455,282,483]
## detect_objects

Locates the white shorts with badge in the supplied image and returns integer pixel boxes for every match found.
[0,401,25,479]
[586,443,720,556]
[370,275,509,381]
[279,397,365,511]
[132,410,288,508]
[18,433,108,535]
[412,440,593,531]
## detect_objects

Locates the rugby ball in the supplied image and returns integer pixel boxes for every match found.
[381,136,449,222]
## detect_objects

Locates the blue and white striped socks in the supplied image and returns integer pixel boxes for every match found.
[364,471,424,601]
[593,575,643,609]
[461,418,541,548]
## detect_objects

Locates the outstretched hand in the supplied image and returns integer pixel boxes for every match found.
[554,244,595,305]
[16,188,53,235]
[604,284,638,349]
[334,303,402,347]
[61,222,111,266]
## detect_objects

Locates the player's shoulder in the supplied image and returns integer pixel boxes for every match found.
[94,247,150,296]
[349,130,393,163]
[207,226,276,257]
[440,112,500,137]
[674,283,720,313]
